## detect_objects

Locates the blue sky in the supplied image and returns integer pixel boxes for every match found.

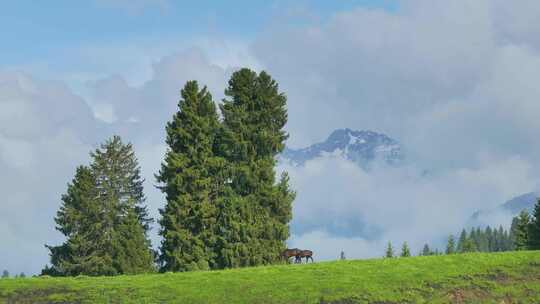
[0,1,397,68]
[3,0,540,275]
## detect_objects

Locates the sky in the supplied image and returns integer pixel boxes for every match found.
[3,0,540,275]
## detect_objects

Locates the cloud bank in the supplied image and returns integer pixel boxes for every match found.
[4,0,540,273]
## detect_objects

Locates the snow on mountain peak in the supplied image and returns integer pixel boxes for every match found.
[280,128,403,169]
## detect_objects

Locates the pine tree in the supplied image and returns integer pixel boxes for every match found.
[400,242,411,257]
[513,210,531,250]
[45,136,154,276]
[217,69,295,267]
[19,272,25,278]
[157,81,225,271]
[1,270,8,278]
[446,235,456,254]
[422,243,432,256]
[385,242,394,258]
[528,199,540,250]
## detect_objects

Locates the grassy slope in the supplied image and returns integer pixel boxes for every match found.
[1,251,540,304]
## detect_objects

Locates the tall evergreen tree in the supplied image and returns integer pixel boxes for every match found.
[44,166,115,276]
[385,242,394,258]
[400,242,411,257]
[446,235,456,254]
[45,136,154,276]
[157,81,224,272]
[1,270,8,278]
[528,199,540,250]
[457,229,467,253]
[513,210,531,250]
[422,243,432,256]
[217,68,295,267]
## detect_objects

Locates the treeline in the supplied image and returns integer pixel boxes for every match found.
[1,270,26,279]
[42,68,295,276]
[386,198,540,257]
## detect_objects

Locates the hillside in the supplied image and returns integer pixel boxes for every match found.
[1,251,540,303]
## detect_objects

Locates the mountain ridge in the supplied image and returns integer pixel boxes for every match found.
[280,128,403,169]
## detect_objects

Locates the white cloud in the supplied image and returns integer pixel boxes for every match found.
[280,154,537,259]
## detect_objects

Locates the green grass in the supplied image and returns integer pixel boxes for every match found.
[1,251,540,303]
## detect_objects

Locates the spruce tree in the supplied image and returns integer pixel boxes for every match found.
[422,243,432,256]
[91,135,154,274]
[400,242,411,257]
[446,235,456,254]
[509,218,518,250]
[1,270,8,278]
[457,229,467,253]
[385,242,394,258]
[45,136,154,276]
[485,226,494,251]
[514,210,531,250]
[217,68,295,267]
[157,81,225,271]
[528,199,540,250]
[45,166,116,276]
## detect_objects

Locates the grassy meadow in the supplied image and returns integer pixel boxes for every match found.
[1,251,540,303]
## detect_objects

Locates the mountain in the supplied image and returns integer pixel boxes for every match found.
[500,192,537,214]
[470,192,538,225]
[280,128,403,169]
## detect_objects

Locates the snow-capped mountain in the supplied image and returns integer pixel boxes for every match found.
[280,128,403,169]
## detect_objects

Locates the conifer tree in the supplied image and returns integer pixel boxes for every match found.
[217,68,295,267]
[157,81,224,272]
[485,226,493,251]
[457,229,467,253]
[44,166,115,276]
[1,270,8,278]
[91,136,154,274]
[528,199,540,250]
[512,210,530,250]
[421,243,432,256]
[385,242,394,258]
[19,272,25,278]
[446,235,456,254]
[400,242,411,257]
[45,136,154,276]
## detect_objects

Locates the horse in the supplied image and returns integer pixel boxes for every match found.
[297,250,314,263]
[281,248,302,264]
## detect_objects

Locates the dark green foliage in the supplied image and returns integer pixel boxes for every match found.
[445,235,456,254]
[157,81,223,272]
[44,136,154,276]
[1,270,8,278]
[528,199,540,250]
[512,210,531,250]
[421,243,432,256]
[158,71,295,271]
[453,226,513,254]
[385,242,394,258]
[400,242,411,257]
[215,69,295,268]
[18,273,25,278]
[457,229,467,253]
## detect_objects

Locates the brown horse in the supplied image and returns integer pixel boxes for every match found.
[281,248,301,263]
[297,250,314,263]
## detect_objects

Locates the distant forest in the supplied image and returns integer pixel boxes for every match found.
[386,205,540,258]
